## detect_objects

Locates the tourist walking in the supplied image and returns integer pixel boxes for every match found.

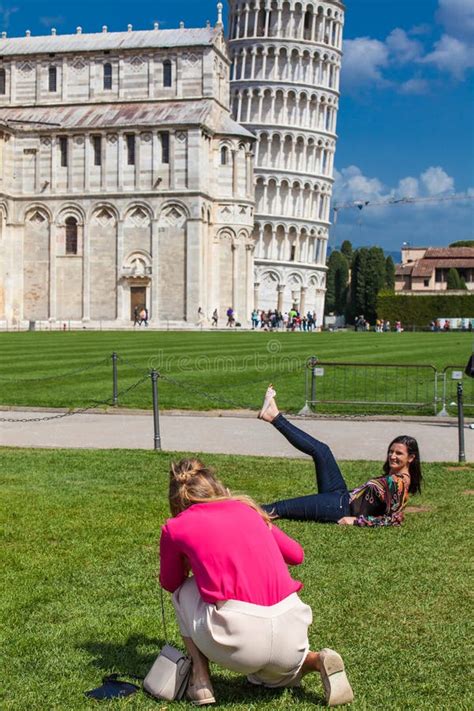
[211,309,218,327]
[160,459,354,706]
[258,386,422,526]
[226,307,235,327]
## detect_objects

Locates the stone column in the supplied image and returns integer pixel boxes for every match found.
[101,132,107,191]
[246,244,253,317]
[270,228,277,260]
[244,5,250,36]
[117,133,124,190]
[51,136,57,193]
[232,149,238,194]
[169,131,176,189]
[300,286,307,313]
[115,220,124,320]
[283,230,289,260]
[151,218,160,321]
[82,220,90,321]
[251,49,257,78]
[185,218,201,321]
[253,281,260,310]
[67,137,73,192]
[231,242,238,315]
[61,57,68,101]
[48,222,56,321]
[135,133,141,190]
[277,284,285,311]
[241,48,248,79]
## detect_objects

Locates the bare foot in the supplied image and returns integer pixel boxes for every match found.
[258,385,280,422]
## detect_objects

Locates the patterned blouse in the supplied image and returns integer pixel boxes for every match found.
[349,472,410,527]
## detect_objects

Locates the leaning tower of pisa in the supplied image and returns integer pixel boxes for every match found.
[228,0,344,319]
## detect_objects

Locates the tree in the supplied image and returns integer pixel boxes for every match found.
[340,240,353,266]
[348,246,387,323]
[449,240,474,247]
[385,255,396,291]
[325,250,349,315]
[446,268,467,290]
[348,247,369,322]
[365,247,387,322]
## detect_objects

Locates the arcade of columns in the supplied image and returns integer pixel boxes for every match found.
[229,0,344,316]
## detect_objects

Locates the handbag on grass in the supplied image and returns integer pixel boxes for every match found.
[143,586,192,701]
[143,643,192,700]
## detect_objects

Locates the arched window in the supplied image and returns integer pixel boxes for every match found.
[48,66,57,92]
[220,146,228,165]
[0,68,5,95]
[304,11,313,40]
[103,63,112,90]
[163,60,172,87]
[65,217,78,255]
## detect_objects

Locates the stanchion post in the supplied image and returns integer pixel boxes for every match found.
[310,355,318,409]
[457,382,466,463]
[151,369,161,450]
[112,352,118,406]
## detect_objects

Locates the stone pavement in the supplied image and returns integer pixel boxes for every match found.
[0,408,473,461]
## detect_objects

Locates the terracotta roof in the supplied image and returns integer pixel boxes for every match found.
[424,247,474,259]
[0,28,219,56]
[396,256,474,278]
[0,101,255,138]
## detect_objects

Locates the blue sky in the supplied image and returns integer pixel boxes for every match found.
[0,0,473,252]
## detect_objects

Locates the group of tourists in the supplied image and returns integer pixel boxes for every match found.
[159,385,423,706]
[356,315,403,333]
[251,309,318,331]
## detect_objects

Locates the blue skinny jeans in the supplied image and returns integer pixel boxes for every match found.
[261,414,350,522]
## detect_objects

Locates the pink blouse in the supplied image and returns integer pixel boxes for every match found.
[160,499,304,606]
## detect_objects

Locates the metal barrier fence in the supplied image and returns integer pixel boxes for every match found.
[300,357,474,415]
[439,365,474,415]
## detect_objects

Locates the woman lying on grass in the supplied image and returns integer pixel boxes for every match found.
[259,386,422,526]
[160,458,354,707]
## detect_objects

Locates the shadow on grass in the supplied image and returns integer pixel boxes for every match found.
[81,637,327,707]
[210,674,326,707]
[81,634,165,677]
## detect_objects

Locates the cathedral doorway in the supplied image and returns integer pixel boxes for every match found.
[130,286,146,320]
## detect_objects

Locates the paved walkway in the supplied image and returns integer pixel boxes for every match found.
[0,408,472,461]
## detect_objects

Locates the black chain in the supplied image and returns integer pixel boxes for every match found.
[116,354,149,375]
[159,372,261,411]
[0,373,150,423]
[0,356,109,383]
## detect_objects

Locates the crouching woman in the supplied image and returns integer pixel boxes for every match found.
[159,458,353,707]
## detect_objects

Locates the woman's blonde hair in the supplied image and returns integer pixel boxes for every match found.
[168,458,272,526]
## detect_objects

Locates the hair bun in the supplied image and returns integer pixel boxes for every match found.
[170,458,205,484]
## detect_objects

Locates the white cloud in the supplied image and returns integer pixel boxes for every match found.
[397,177,419,198]
[0,3,18,30]
[386,28,423,64]
[420,166,455,195]
[398,77,430,94]
[333,166,385,204]
[333,165,457,205]
[341,37,390,92]
[331,165,471,250]
[436,0,474,41]
[421,34,474,78]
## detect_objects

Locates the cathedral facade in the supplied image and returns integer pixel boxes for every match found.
[0,1,343,328]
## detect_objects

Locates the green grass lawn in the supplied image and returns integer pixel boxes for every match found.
[0,331,472,414]
[1,448,473,710]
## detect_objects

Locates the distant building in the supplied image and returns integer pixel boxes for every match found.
[396,246,474,293]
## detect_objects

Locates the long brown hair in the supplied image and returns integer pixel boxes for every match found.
[168,458,272,526]
[383,435,423,494]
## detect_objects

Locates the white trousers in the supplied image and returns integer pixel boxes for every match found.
[172,577,312,687]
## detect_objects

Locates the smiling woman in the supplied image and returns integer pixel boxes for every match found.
[259,386,423,526]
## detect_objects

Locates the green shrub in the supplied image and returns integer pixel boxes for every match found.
[377,292,474,327]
